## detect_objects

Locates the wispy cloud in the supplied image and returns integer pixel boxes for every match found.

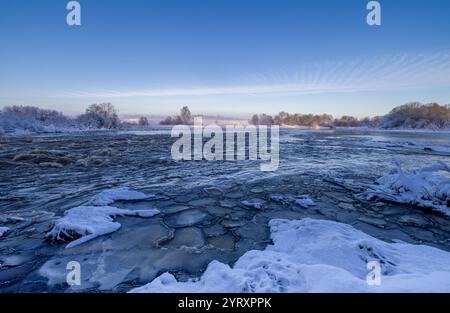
[63,52,450,99]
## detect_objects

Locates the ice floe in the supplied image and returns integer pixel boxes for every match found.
[130,218,450,293]
[0,227,10,237]
[164,209,210,228]
[241,200,263,210]
[47,205,160,248]
[295,196,316,208]
[365,161,450,216]
[90,188,155,206]
[46,187,160,248]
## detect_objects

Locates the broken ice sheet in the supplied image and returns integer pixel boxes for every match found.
[38,217,243,291]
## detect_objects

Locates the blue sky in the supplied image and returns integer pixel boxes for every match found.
[0,0,449,117]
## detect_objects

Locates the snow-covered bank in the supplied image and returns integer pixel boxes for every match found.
[130,218,450,293]
[47,188,160,248]
[365,161,450,216]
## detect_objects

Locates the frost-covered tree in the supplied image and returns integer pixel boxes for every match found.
[77,103,121,129]
[380,102,450,129]
[334,115,360,127]
[258,114,275,125]
[250,112,334,127]
[0,105,73,133]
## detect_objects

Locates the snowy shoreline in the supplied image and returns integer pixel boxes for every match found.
[5,126,450,137]
[130,218,450,293]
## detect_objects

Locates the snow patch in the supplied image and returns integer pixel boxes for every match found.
[365,161,450,216]
[90,188,155,206]
[47,205,160,248]
[130,218,450,293]
[47,188,160,248]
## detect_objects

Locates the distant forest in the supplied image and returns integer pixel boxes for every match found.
[249,102,450,130]
[1,102,450,134]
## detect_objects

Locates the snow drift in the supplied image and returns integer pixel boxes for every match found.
[130,218,450,293]
[365,161,450,216]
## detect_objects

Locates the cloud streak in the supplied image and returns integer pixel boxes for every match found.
[63,52,450,99]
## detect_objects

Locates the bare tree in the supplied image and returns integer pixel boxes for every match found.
[180,106,192,124]
[160,106,192,125]
[138,116,149,127]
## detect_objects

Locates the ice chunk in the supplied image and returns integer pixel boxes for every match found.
[269,195,290,205]
[295,196,316,208]
[162,227,206,249]
[164,209,210,228]
[241,200,263,210]
[0,227,10,237]
[357,216,387,228]
[130,218,450,293]
[365,161,450,216]
[398,215,430,227]
[90,188,155,206]
[46,206,160,248]
[208,233,236,251]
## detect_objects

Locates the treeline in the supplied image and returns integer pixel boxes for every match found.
[250,112,334,128]
[3,102,450,134]
[250,102,450,129]
[378,102,450,129]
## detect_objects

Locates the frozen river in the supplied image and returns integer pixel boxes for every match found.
[0,129,449,292]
